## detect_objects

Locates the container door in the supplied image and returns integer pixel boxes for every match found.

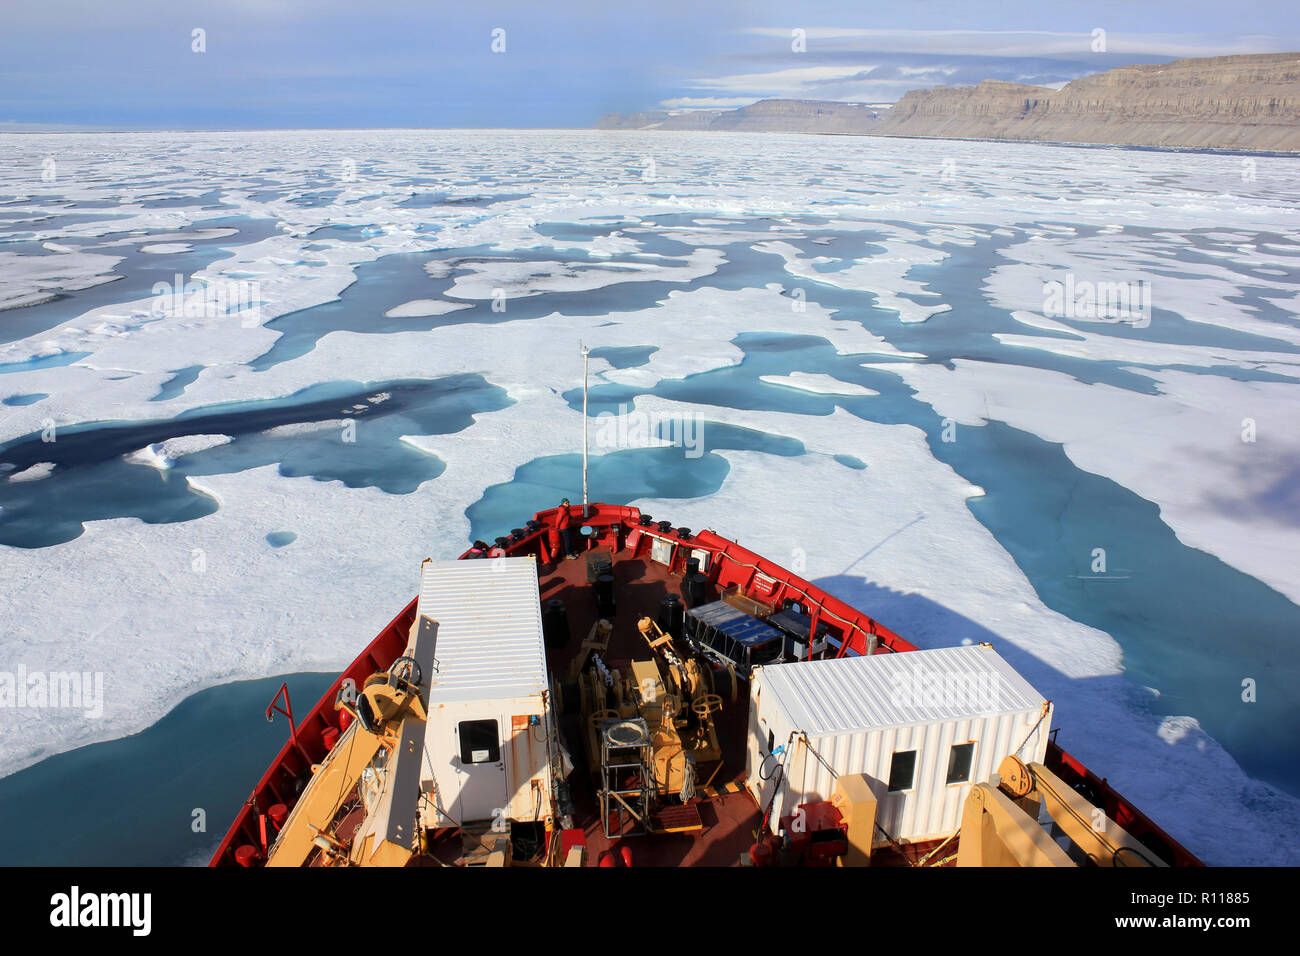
[452,718,509,824]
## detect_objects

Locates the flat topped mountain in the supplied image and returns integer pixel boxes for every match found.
[594,53,1300,152]
[874,52,1300,151]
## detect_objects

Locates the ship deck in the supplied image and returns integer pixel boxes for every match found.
[209,503,1202,868]
[532,536,939,867]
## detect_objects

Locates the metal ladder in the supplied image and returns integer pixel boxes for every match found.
[598,718,654,838]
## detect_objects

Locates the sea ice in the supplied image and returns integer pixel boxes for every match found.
[0,249,125,311]
[383,299,472,318]
[758,372,880,396]
[6,462,56,483]
[753,239,953,325]
[2,129,1298,866]
[892,359,1300,605]
[125,435,233,470]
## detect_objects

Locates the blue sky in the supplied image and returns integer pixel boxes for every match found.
[2,0,1297,130]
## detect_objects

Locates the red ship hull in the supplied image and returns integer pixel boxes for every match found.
[210,503,1202,867]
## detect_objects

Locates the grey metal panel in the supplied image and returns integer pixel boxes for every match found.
[383,716,426,850]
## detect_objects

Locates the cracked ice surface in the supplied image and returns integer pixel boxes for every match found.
[1,130,1299,865]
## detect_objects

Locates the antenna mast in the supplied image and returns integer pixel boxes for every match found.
[581,343,590,518]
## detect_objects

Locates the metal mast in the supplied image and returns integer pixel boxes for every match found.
[581,343,590,518]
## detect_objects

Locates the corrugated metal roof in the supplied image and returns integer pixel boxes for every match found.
[756,644,1046,736]
[416,557,547,704]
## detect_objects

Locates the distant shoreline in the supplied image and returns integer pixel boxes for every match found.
[861,131,1300,159]
[595,52,1300,155]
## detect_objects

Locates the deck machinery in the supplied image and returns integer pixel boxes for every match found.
[564,616,726,836]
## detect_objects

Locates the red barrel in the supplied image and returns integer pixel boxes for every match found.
[235,845,258,867]
[268,804,288,829]
[749,839,778,867]
[322,726,340,750]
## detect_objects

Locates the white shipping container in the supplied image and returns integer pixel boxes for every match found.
[746,644,1052,846]
[415,557,556,828]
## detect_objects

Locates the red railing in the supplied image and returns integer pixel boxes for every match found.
[1044,740,1202,867]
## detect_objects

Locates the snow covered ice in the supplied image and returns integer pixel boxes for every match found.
[1,130,1299,865]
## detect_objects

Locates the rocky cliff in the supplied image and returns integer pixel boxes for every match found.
[593,54,1300,152]
[873,53,1300,151]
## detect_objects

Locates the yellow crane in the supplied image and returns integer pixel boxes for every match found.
[956,755,1167,867]
[265,617,438,867]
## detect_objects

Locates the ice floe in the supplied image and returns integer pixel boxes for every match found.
[754,238,953,325]
[0,249,125,311]
[758,372,880,396]
[138,243,194,254]
[383,299,472,318]
[7,462,56,483]
[125,434,233,470]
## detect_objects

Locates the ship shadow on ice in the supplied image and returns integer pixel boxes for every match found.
[812,574,1171,765]
[814,574,1038,676]
[1199,447,1300,528]
[813,572,1214,730]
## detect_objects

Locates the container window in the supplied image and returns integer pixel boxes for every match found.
[888,750,916,792]
[946,742,975,784]
[458,719,500,764]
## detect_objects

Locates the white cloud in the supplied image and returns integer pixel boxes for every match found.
[657,96,760,110]
[898,64,959,77]
[688,64,880,95]
[742,27,1296,59]
[678,64,1032,107]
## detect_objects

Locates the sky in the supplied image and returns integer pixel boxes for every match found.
[2,0,1298,130]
